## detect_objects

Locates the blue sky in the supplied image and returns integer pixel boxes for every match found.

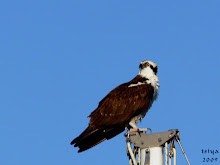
[0,0,219,164]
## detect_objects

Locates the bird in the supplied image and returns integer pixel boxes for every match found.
[70,60,159,152]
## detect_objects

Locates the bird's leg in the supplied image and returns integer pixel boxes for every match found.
[129,121,139,132]
[129,121,151,133]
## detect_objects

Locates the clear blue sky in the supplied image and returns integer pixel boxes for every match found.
[0,1,219,165]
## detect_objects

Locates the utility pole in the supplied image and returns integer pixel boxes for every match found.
[125,129,190,165]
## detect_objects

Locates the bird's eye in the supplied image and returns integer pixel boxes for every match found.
[146,62,150,66]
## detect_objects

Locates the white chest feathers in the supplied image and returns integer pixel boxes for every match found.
[139,66,160,100]
[147,74,159,100]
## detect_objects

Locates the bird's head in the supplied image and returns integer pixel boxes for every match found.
[139,60,158,77]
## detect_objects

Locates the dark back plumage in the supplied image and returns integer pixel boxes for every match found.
[70,75,155,152]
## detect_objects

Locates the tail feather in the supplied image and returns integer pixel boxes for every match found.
[70,127,98,145]
[70,125,125,152]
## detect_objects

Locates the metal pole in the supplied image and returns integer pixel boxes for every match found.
[140,148,146,165]
[149,147,163,165]
[127,141,137,165]
[173,148,176,165]
[165,142,168,165]
[125,130,183,165]
[138,148,141,164]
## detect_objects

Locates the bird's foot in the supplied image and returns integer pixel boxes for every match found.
[124,128,152,137]
[129,127,152,133]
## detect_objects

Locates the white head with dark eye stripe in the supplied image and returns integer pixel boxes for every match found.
[139,60,158,78]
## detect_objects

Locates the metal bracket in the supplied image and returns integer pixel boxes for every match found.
[125,129,191,165]
[125,129,179,149]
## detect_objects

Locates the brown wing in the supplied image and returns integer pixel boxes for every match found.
[71,75,155,152]
[89,82,154,129]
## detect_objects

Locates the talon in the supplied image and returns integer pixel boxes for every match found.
[130,128,138,132]
[129,128,152,133]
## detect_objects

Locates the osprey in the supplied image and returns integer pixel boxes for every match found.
[70,60,159,152]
